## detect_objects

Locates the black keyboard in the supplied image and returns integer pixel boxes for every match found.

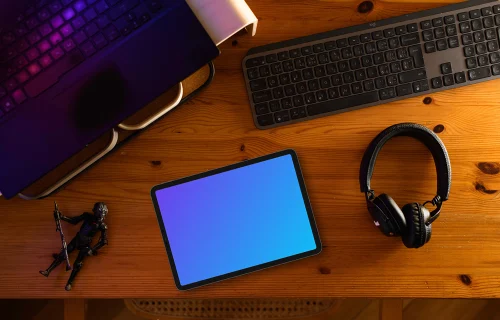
[242,0,500,129]
[0,0,177,118]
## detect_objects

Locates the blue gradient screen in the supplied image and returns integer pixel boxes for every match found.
[154,154,318,286]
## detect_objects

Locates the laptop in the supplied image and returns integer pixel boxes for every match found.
[0,0,220,199]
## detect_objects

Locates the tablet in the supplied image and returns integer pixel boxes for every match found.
[151,149,322,290]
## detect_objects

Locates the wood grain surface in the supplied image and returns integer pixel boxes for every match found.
[1,0,500,298]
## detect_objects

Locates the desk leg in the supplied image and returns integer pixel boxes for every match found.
[64,299,87,320]
[379,299,402,320]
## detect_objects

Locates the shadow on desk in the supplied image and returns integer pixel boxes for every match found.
[1,298,500,320]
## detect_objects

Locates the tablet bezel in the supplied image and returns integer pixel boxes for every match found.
[150,149,322,290]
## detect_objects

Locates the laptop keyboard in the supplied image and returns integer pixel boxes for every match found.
[0,0,177,119]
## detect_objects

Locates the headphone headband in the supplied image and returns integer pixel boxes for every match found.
[359,123,451,202]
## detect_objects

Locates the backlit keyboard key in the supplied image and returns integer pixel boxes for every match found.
[51,15,65,29]
[62,7,76,20]
[62,39,76,52]
[72,31,87,44]
[84,23,99,36]
[71,16,86,30]
[80,41,96,57]
[60,24,74,37]
[12,89,27,104]
[15,70,30,83]
[4,78,18,91]
[14,56,29,69]
[27,31,41,45]
[50,46,65,60]
[38,23,53,37]
[37,8,51,21]
[0,97,15,112]
[83,8,98,21]
[73,0,87,12]
[49,32,63,45]
[49,1,63,14]
[96,15,111,28]
[26,48,40,61]
[26,16,40,29]
[39,54,53,68]
[27,62,42,76]
[37,40,52,53]
[92,33,108,49]
[103,25,119,41]
[95,1,109,13]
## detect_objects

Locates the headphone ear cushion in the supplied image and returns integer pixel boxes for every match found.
[402,203,431,248]
[374,194,406,235]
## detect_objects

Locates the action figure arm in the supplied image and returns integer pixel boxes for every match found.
[90,223,108,254]
[60,212,92,225]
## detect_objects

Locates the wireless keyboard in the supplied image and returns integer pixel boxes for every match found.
[242,0,500,129]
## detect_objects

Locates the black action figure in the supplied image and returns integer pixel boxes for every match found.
[39,202,109,291]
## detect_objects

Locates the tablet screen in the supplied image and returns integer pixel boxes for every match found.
[151,150,321,290]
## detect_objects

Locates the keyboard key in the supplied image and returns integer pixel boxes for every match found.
[62,7,76,20]
[307,91,379,116]
[14,24,29,37]
[340,85,351,96]
[395,26,406,35]
[390,61,401,73]
[289,48,301,58]
[485,29,497,40]
[290,107,306,119]
[466,57,478,69]
[490,52,500,64]
[49,32,63,45]
[15,70,30,84]
[388,37,400,49]
[92,33,108,49]
[12,89,27,104]
[301,46,312,56]
[455,71,466,83]
[434,27,445,39]
[421,20,432,29]
[274,110,290,123]
[266,54,278,63]
[327,87,339,99]
[402,58,413,71]
[460,21,471,33]
[80,41,96,57]
[277,51,289,61]
[488,40,499,52]
[360,34,371,43]
[366,67,378,79]
[494,5,500,14]
[462,33,474,45]
[27,62,42,75]
[464,45,475,57]
[478,55,489,66]
[272,87,284,99]
[446,25,457,36]
[103,25,120,41]
[353,45,364,57]
[363,79,375,91]
[95,0,109,13]
[407,23,418,33]
[253,90,272,103]
[246,57,265,69]
[51,15,65,28]
[257,114,274,126]
[26,16,40,29]
[39,54,53,68]
[254,102,269,115]
[27,31,42,45]
[431,77,443,88]
[468,66,491,80]
[49,1,63,14]
[408,45,424,67]
[443,74,454,86]
[281,98,292,109]
[317,90,328,101]
[38,38,52,53]
[62,38,76,52]
[258,65,270,77]
[399,68,427,83]
[39,23,53,37]
[458,12,469,22]
[71,16,86,30]
[482,7,493,16]
[50,46,65,60]
[484,16,494,28]
[0,97,15,112]
[422,30,434,42]
[492,64,500,75]
[84,22,99,36]
[26,48,40,61]
[73,0,87,12]
[331,74,343,86]
[313,43,325,52]
[341,48,353,59]
[375,77,386,89]
[37,8,51,21]
[13,56,28,69]
[269,100,281,112]
[476,43,487,54]
[96,15,111,28]
[72,31,87,45]
[318,52,329,64]
[432,17,443,27]
[436,39,448,51]
[372,30,383,40]
[372,53,383,65]
[448,36,459,48]
[471,19,482,31]
[365,42,376,54]
[400,33,420,46]
[441,62,452,74]
[336,38,348,48]
[396,83,412,96]
[60,24,74,37]
[444,15,455,25]
[412,80,429,93]
[379,87,396,100]
[397,48,408,59]
[84,8,98,21]
[383,28,395,38]
[376,39,388,51]
[469,9,480,19]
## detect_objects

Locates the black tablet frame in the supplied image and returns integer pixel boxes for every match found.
[150,149,322,290]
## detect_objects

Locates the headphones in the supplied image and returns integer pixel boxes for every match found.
[359,123,452,248]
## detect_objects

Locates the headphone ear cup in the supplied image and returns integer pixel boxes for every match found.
[401,203,431,248]
[373,194,406,236]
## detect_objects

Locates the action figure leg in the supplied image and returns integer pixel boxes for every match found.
[40,237,77,277]
[65,250,87,291]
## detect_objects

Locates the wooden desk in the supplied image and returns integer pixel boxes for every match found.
[1,0,500,299]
